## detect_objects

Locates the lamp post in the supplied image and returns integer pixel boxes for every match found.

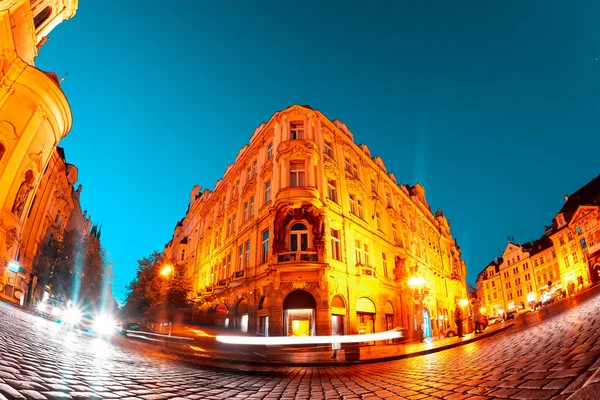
[408,276,426,342]
[160,264,175,338]
[459,298,469,334]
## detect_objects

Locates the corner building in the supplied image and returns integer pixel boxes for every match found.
[0,1,77,282]
[165,105,468,339]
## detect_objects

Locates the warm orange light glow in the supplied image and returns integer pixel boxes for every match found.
[459,299,469,307]
[161,265,173,277]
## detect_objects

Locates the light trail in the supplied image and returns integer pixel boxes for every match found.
[216,328,403,346]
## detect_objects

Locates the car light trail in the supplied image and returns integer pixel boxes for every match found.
[216,329,403,345]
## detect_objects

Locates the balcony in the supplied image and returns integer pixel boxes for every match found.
[216,279,227,288]
[357,264,376,277]
[278,251,319,263]
[229,270,246,288]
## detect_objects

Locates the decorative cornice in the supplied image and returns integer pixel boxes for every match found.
[275,139,320,165]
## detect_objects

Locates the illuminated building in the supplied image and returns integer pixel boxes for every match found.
[476,174,600,314]
[164,105,468,340]
[0,1,78,300]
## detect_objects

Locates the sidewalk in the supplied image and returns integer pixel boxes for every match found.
[154,322,515,368]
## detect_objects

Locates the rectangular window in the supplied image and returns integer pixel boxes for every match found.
[376,212,382,230]
[567,231,573,241]
[250,196,255,217]
[327,180,337,203]
[386,193,392,208]
[331,229,341,261]
[504,272,509,278]
[508,293,513,300]
[392,223,398,242]
[232,214,236,232]
[238,245,244,270]
[552,250,556,259]
[357,198,364,219]
[516,278,521,285]
[290,161,305,187]
[352,163,359,178]
[265,180,271,203]
[324,141,332,157]
[564,256,570,267]
[267,142,273,159]
[227,218,232,236]
[493,292,497,299]
[247,167,252,183]
[513,267,518,274]
[181,248,185,261]
[573,252,578,263]
[243,202,248,222]
[345,158,351,173]
[487,294,491,301]
[534,259,539,267]
[227,253,232,277]
[559,236,565,246]
[382,253,388,278]
[492,281,495,287]
[506,282,511,289]
[245,241,250,268]
[349,194,357,215]
[371,179,376,193]
[354,240,362,265]
[290,122,304,139]
[261,230,269,263]
[363,243,370,265]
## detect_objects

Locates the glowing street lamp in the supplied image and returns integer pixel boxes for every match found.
[161,264,174,278]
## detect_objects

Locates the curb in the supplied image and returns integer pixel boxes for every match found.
[155,323,515,368]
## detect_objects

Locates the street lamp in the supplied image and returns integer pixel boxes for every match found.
[408,276,426,341]
[161,264,174,278]
[458,298,469,334]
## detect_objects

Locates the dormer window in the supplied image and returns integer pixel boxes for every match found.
[290,123,304,140]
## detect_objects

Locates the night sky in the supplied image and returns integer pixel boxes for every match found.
[36,1,600,303]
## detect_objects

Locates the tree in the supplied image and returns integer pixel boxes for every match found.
[122,251,193,320]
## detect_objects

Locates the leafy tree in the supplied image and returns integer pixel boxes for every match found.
[122,251,193,319]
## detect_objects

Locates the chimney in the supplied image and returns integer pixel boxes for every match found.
[564,194,569,201]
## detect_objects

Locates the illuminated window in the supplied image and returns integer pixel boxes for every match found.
[264,180,271,203]
[357,198,364,219]
[327,180,337,203]
[290,123,304,140]
[382,253,388,277]
[330,229,341,261]
[261,230,269,263]
[289,161,305,187]
[349,194,357,215]
[324,141,332,157]
[290,223,309,252]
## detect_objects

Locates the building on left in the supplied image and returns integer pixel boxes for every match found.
[0,0,80,304]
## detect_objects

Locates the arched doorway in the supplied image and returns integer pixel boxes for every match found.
[423,308,431,338]
[331,295,346,337]
[257,296,269,336]
[592,264,600,283]
[283,290,316,336]
[357,297,376,345]
[235,300,249,333]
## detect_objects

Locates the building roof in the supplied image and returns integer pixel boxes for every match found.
[558,173,600,224]
[529,234,553,257]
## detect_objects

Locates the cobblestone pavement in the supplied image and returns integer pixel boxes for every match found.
[1,288,600,399]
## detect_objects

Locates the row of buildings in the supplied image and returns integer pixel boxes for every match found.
[164,105,469,340]
[0,0,87,305]
[476,174,600,316]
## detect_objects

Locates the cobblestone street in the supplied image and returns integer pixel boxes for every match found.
[1,288,600,399]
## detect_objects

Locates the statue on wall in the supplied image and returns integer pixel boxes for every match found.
[274,206,294,252]
[11,173,35,219]
[304,204,324,243]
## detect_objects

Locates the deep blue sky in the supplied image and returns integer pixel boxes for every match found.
[37,1,600,303]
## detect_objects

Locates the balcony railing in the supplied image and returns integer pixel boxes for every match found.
[357,264,376,277]
[277,251,319,263]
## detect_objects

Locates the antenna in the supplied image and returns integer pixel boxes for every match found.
[59,72,69,84]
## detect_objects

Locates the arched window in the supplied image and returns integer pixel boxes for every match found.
[0,143,5,162]
[34,6,52,29]
[290,223,309,252]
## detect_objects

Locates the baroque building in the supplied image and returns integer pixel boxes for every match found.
[0,1,78,295]
[476,174,600,316]
[165,105,468,340]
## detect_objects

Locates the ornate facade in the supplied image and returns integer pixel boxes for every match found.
[165,105,468,340]
[476,174,600,316]
[0,0,78,303]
